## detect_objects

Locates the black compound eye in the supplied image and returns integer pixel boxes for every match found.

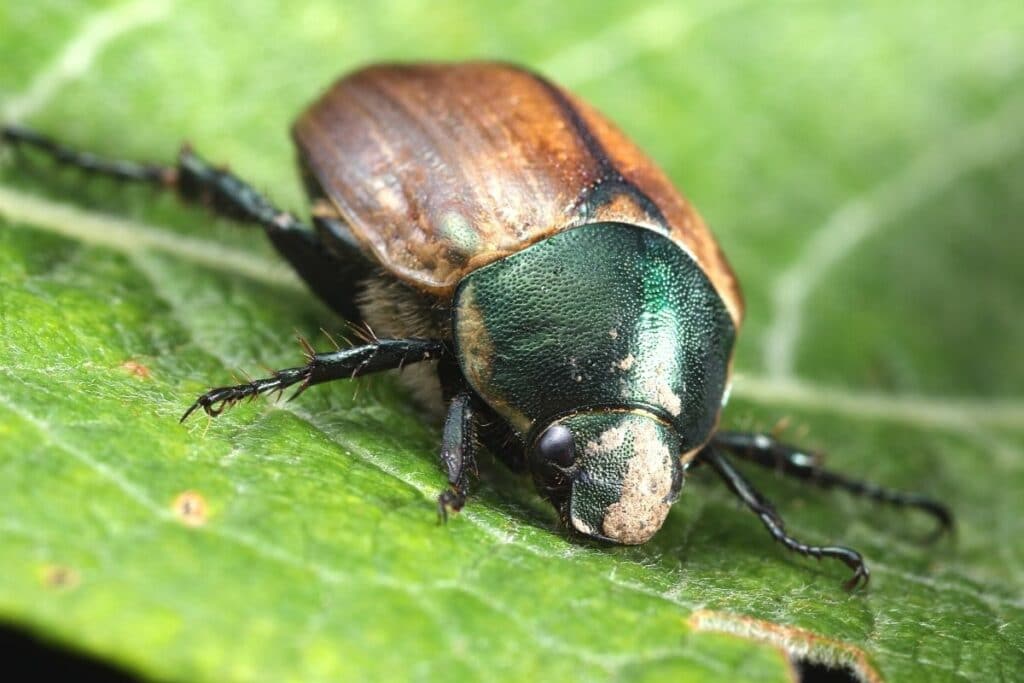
[537,424,575,467]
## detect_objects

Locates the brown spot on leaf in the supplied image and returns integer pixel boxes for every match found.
[689,609,881,683]
[120,359,151,379]
[40,564,79,590]
[172,490,209,527]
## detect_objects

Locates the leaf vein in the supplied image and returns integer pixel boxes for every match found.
[3,0,175,122]
[763,88,1024,379]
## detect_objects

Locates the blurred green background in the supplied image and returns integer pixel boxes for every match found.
[1,1,1022,681]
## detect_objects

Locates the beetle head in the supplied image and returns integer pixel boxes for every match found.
[531,410,683,545]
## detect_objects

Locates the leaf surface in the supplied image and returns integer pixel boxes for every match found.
[2,2,1022,681]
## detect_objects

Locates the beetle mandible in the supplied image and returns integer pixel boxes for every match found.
[2,62,953,589]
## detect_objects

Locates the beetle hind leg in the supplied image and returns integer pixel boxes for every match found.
[2,125,172,184]
[2,125,292,227]
[1,125,363,319]
[700,448,869,590]
[712,431,954,538]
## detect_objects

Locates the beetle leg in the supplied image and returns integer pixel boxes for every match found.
[2,125,173,184]
[437,392,477,522]
[2,125,288,227]
[712,431,953,538]
[2,125,364,318]
[180,338,444,422]
[700,447,870,591]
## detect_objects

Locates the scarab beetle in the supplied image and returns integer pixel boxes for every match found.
[3,61,952,589]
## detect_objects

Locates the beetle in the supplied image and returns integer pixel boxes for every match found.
[2,61,952,589]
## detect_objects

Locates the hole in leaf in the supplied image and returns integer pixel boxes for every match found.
[0,624,141,682]
[688,610,880,683]
[794,657,861,683]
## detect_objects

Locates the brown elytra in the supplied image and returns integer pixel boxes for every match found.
[292,62,743,327]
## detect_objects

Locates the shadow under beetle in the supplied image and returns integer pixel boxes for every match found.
[2,62,953,589]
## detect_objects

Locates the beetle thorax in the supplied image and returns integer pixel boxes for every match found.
[451,221,736,453]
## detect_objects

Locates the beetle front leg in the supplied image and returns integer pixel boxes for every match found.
[437,392,478,521]
[181,338,444,421]
[713,431,954,537]
[700,447,870,590]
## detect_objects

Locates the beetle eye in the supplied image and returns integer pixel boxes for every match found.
[537,424,575,467]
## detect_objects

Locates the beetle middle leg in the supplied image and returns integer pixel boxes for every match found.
[1,125,362,319]
[700,448,869,590]
[181,337,443,421]
[712,431,953,537]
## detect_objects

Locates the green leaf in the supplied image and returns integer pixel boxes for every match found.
[2,1,1022,681]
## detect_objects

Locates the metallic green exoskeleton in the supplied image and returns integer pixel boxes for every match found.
[454,222,734,543]
[3,61,954,589]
